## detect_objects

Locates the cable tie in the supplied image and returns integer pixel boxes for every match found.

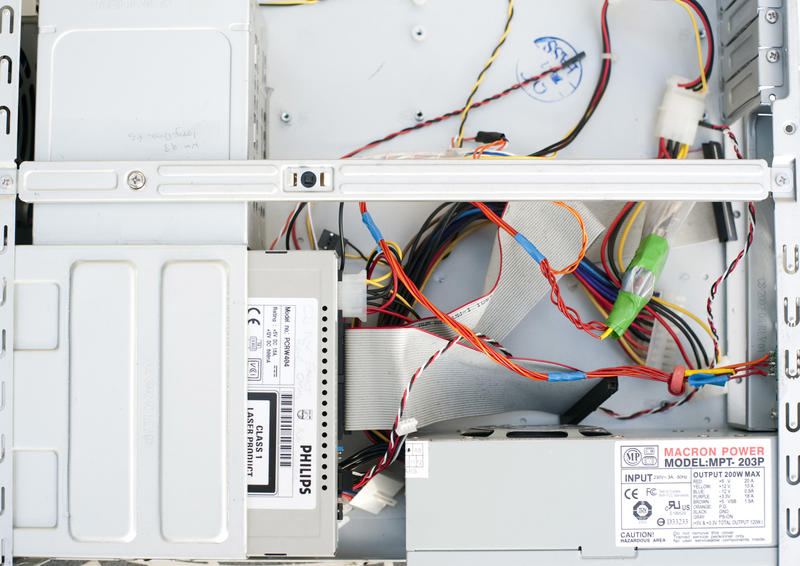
[600,52,618,61]
[668,365,687,396]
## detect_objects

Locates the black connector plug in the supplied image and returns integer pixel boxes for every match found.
[475,131,507,144]
[317,229,342,252]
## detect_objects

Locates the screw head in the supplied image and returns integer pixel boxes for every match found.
[0,175,13,188]
[126,170,146,190]
[765,9,779,23]
[411,25,427,41]
[775,173,790,187]
[415,111,424,122]
[280,112,291,123]
[785,122,797,135]
[767,49,781,63]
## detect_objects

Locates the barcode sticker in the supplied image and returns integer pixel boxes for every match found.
[279,392,293,468]
[247,298,318,510]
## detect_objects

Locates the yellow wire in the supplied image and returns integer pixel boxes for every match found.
[618,203,717,350]
[262,0,319,5]
[671,0,707,93]
[455,0,514,147]
[371,430,389,442]
[367,272,392,286]
[676,144,689,159]
[580,285,645,365]
[651,296,715,346]
[306,203,316,250]
[469,153,559,160]
[617,202,646,271]
[417,222,491,304]
[685,368,734,376]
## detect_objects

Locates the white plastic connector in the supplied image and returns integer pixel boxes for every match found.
[395,417,419,436]
[654,75,707,146]
[349,473,404,515]
[338,269,367,321]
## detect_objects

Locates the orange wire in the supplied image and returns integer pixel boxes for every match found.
[549,201,588,275]
[473,139,507,158]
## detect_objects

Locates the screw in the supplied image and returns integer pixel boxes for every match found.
[770,408,778,419]
[765,9,779,23]
[775,173,790,187]
[280,112,291,123]
[412,25,427,41]
[415,111,424,122]
[767,49,781,63]
[0,175,13,188]
[127,170,146,190]
[785,122,797,135]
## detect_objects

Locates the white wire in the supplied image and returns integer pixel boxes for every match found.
[307,203,318,248]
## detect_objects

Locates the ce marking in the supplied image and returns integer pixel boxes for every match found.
[624,488,639,500]
[248,306,261,326]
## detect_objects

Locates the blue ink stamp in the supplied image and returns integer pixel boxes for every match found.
[515,36,582,103]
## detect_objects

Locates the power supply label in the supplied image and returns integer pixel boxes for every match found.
[247,298,318,510]
[615,438,775,548]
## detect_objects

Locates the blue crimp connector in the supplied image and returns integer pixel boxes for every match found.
[687,373,729,388]
[548,371,588,382]
[513,232,545,263]
[362,211,384,244]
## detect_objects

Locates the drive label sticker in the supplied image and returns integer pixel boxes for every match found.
[615,438,775,547]
[247,298,318,510]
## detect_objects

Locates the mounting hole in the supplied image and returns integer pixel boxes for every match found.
[322,316,328,322]
[321,485,328,491]
[322,379,328,385]
[322,347,328,354]
[411,25,427,41]
[322,305,328,312]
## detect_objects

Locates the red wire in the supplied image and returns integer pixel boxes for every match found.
[677,1,713,89]
[291,222,301,250]
[643,304,694,368]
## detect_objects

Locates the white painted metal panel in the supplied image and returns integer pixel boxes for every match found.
[13,245,247,559]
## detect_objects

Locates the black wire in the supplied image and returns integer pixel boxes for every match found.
[346,240,369,261]
[338,202,346,272]
[529,0,611,156]
[285,202,307,250]
[340,444,390,470]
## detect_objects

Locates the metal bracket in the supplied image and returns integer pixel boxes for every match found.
[776,195,800,563]
[0,196,14,566]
